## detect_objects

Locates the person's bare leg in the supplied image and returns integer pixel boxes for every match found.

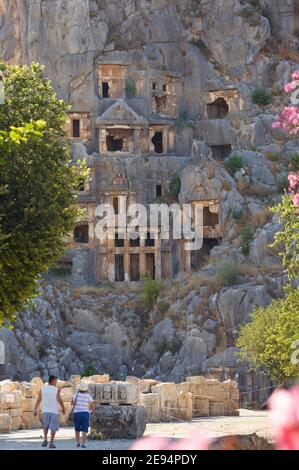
[43,427,48,440]
[82,432,87,447]
[75,431,81,446]
[50,431,56,448]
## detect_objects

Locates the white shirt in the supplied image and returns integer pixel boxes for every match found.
[41,385,59,414]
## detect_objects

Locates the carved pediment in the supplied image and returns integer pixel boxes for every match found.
[96,99,148,125]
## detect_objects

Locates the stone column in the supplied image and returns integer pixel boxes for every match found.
[155,238,162,279]
[185,246,192,273]
[124,252,130,282]
[139,236,146,278]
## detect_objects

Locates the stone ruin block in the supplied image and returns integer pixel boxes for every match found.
[21,381,40,399]
[0,391,22,410]
[139,393,160,423]
[21,398,36,413]
[22,412,41,430]
[193,396,210,417]
[151,383,192,422]
[186,376,206,385]
[60,386,76,403]
[126,376,160,394]
[11,416,23,432]
[93,382,139,405]
[82,375,110,384]
[8,408,22,418]
[209,400,225,417]
[0,414,12,433]
[91,405,147,440]
[69,375,81,387]
[126,376,140,385]
[177,392,193,421]
[0,380,15,394]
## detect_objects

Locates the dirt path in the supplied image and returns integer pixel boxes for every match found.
[0,410,271,450]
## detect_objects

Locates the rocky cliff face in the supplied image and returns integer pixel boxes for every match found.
[0,0,298,382]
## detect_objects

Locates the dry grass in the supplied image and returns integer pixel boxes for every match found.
[238,182,270,198]
[222,180,232,192]
[248,207,272,229]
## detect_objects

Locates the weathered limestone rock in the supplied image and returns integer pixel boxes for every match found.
[60,387,76,402]
[85,374,110,384]
[93,382,139,405]
[11,416,23,432]
[209,400,225,416]
[22,412,41,430]
[139,393,160,423]
[0,414,12,433]
[0,380,15,393]
[91,405,147,440]
[0,391,22,410]
[193,397,210,417]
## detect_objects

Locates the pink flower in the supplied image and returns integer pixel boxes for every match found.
[131,432,213,451]
[284,81,298,93]
[269,386,299,450]
[288,173,299,191]
[292,70,299,81]
[294,194,299,206]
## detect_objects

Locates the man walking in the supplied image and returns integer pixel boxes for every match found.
[34,375,65,449]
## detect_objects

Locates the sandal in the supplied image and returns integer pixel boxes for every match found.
[42,440,48,448]
[49,443,56,449]
[76,443,81,448]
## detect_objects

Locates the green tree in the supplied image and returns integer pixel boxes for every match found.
[0,63,84,325]
[237,286,299,383]
[271,195,299,279]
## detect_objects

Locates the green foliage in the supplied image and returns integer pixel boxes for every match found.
[82,364,99,378]
[231,208,243,221]
[240,224,254,256]
[288,153,299,172]
[141,276,161,310]
[271,195,299,279]
[125,78,136,99]
[252,88,272,106]
[277,175,290,194]
[169,175,181,200]
[0,62,85,325]
[237,286,299,383]
[217,262,241,286]
[224,155,244,176]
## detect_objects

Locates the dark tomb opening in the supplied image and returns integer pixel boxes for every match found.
[152,132,163,154]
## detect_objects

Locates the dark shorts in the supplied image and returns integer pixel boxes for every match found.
[74,412,90,433]
[42,413,60,432]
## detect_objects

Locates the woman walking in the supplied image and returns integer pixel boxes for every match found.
[71,382,95,448]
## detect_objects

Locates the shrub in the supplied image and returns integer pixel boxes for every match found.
[82,365,99,377]
[252,88,272,106]
[224,155,244,176]
[217,262,241,286]
[222,180,232,191]
[277,175,289,194]
[231,208,243,221]
[125,78,136,99]
[169,175,181,200]
[237,286,299,383]
[141,276,161,310]
[157,301,170,314]
[240,224,254,256]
